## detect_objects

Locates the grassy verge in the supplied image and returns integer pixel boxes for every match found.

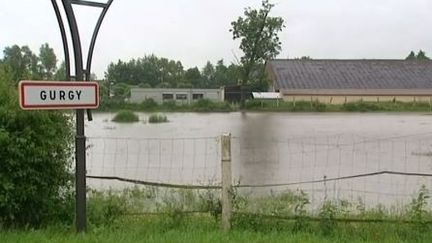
[98,99,234,113]
[245,100,432,112]
[2,186,432,242]
[98,98,432,113]
[1,214,432,243]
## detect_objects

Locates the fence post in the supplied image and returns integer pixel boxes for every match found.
[221,133,232,231]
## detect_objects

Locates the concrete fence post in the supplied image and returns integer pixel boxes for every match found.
[221,133,232,231]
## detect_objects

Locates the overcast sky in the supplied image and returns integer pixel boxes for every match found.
[1,0,431,78]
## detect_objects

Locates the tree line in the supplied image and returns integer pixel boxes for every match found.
[105,56,241,89]
[406,50,430,60]
[0,43,67,82]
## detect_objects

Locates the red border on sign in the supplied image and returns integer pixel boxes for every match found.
[19,81,99,110]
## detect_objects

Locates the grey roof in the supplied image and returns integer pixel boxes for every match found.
[267,59,432,91]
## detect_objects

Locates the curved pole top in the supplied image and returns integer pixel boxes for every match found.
[70,0,108,8]
[86,0,113,79]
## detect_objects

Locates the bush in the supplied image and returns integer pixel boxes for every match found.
[408,185,431,232]
[161,101,177,111]
[112,110,139,123]
[98,98,125,111]
[87,190,127,227]
[0,64,74,227]
[192,99,231,112]
[140,98,158,110]
[148,113,168,123]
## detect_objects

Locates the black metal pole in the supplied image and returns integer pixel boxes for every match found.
[52,0,113,233]
[85,0,113,121]
[61,0,86,232]
[51,0,71,81]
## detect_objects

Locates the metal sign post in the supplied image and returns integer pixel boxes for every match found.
[50,0,113,232]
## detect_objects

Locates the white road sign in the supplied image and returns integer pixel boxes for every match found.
[19,81,99,110]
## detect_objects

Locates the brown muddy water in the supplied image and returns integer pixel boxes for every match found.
[86,112,432,207]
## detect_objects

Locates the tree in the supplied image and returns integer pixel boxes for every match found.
[296,56,312,60]
[113,83,131,100]
[54,61,67,80]
[212,59,240,88]
[405,50,430,60]
[230,0,285,103]
[214,60,229,87]
[104,55,186,88]
[38,43,57,79]
[416,50,430,60]
[184,67,203,88]
[202,61,215,88]
[2,44,61,81]
[3,45,34,81]
[104,55,240,89]
[406,51,416,60]
[22,46,41,80]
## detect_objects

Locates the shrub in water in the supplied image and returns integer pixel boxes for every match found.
[112,110,139,123]
[148,113,168,123]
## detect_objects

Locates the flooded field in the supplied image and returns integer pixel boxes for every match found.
[86,112,432,207]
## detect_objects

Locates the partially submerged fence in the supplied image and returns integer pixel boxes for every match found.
[86,132,432,228]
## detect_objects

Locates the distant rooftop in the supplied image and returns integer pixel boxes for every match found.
[266,59,432,91]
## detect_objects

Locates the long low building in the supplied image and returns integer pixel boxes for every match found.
[130,88,224,104]
[266,59,432,104]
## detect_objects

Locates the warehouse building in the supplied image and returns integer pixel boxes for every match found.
[266,59,432,104]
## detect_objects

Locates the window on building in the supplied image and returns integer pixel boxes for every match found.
[176,94,188,100]
[162,93,174,100]
[193,93,204,100]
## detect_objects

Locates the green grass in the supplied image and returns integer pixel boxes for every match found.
[2,187,432,242]
[98,98,233,113]
[1,215,432,243]
[112,110,139,123]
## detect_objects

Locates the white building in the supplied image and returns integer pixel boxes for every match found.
[130,88,224,104]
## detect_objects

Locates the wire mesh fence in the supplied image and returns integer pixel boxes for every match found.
[86,132,432,218]
[87,136,221,190]
[231,133,432,210]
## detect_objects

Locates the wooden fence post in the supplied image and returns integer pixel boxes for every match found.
[221,133,232,231]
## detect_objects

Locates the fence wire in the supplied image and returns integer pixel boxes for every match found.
[231,133,432,209]
[86,133,432,213]
[87,136,221,190]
